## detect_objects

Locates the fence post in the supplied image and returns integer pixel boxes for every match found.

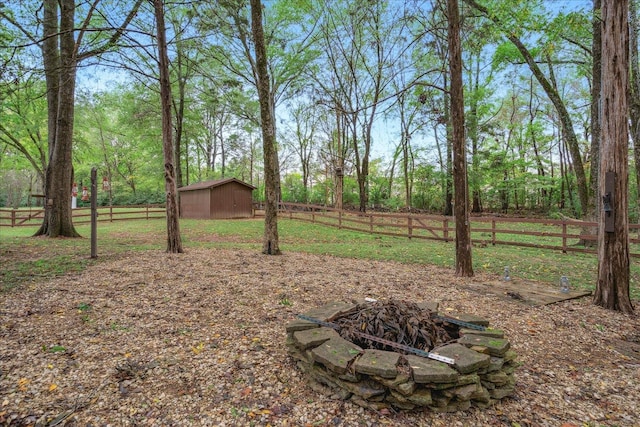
[11,209,16,227]
[110,205,113,222]
[408,216,413,239]
[338,210,342,229]
[146,205,149,220]
[90,167,98,258]
[369,215,373,233]
[443,218,449,241]
[492,219,496,246]
[562,220,567,253]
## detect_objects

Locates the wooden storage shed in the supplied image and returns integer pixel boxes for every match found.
[178,178,256,219]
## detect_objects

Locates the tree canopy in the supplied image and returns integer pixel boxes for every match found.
[2,0,613,219]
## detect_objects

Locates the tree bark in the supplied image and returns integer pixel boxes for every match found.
[594,0,634,314]
[154,0,183,254]
[448,0,473,277]
[590,0,602,219]
[251,0,281,255]
[443,73,453,216]
[334,106,344,210]
[35,0,80,238]
[629,0,640,226]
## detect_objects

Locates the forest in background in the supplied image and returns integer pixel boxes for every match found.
[2,0,640,220]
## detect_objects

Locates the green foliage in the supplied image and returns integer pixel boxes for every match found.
[0,0,626,224]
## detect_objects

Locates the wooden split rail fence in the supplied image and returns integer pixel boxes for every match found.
[0,205,165,227]
[4,202,640,258]
[263,202,640,258]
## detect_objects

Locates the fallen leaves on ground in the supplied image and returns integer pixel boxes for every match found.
[1,248,639,426]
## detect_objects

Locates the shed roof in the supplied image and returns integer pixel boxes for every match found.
[178,178,256,192]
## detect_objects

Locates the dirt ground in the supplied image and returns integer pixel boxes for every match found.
[1,248,639,426]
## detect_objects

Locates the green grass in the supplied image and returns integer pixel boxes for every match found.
[1,217,638,300]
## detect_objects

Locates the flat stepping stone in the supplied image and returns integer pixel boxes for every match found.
[431,343,490,374]
[354,349,400,379]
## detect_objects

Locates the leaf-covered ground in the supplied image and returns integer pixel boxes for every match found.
[1,248,639,426]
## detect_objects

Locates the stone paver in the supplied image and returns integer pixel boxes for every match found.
[311,337,362,374]
[293,327,340,350]
[431,343,491,374]
[353,349,400,378]
[406,355,459,384]
[458,334,510,357]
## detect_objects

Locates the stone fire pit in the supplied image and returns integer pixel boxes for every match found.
[286,301,519,412]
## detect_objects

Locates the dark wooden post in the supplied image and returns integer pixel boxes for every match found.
[90,167,97,258]
[491,219,496,245]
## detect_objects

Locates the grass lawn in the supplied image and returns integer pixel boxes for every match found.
[1,217,638,300]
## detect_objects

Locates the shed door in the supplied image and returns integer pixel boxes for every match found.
[232,186,238,216]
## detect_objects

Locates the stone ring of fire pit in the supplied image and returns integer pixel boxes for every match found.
[286,301,519,412]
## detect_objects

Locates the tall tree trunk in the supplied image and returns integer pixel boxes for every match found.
[448,0,473,277]
[35,0,80,238]
[528,78,547,209]
[590,0,602,218]
[468,57,482,213]
[629,0,640,224]
[594,0,633,314]
[443,73,453,216]
[154,0,183,254]
[251,0,281,255]
[334,106,344,210]
[173,37,187,190]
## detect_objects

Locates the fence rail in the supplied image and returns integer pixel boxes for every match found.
[262,202,640,258]
[0,205,165,227]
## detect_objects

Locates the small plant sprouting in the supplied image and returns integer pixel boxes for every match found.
[44,345,66,353]
[77,302,92,312]
[279,294,293,306]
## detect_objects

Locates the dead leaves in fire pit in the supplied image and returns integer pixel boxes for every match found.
[330,300,453,353]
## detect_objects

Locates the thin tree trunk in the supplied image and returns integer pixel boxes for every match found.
[251,0,281,255]
[448,0,473,277]
[154,0,183,254]
[444,73,453,216]
[468,57,482,213]
[594,0,633,313]
[334,106,344,210]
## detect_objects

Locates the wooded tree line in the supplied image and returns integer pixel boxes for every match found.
[2,0,637,220]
